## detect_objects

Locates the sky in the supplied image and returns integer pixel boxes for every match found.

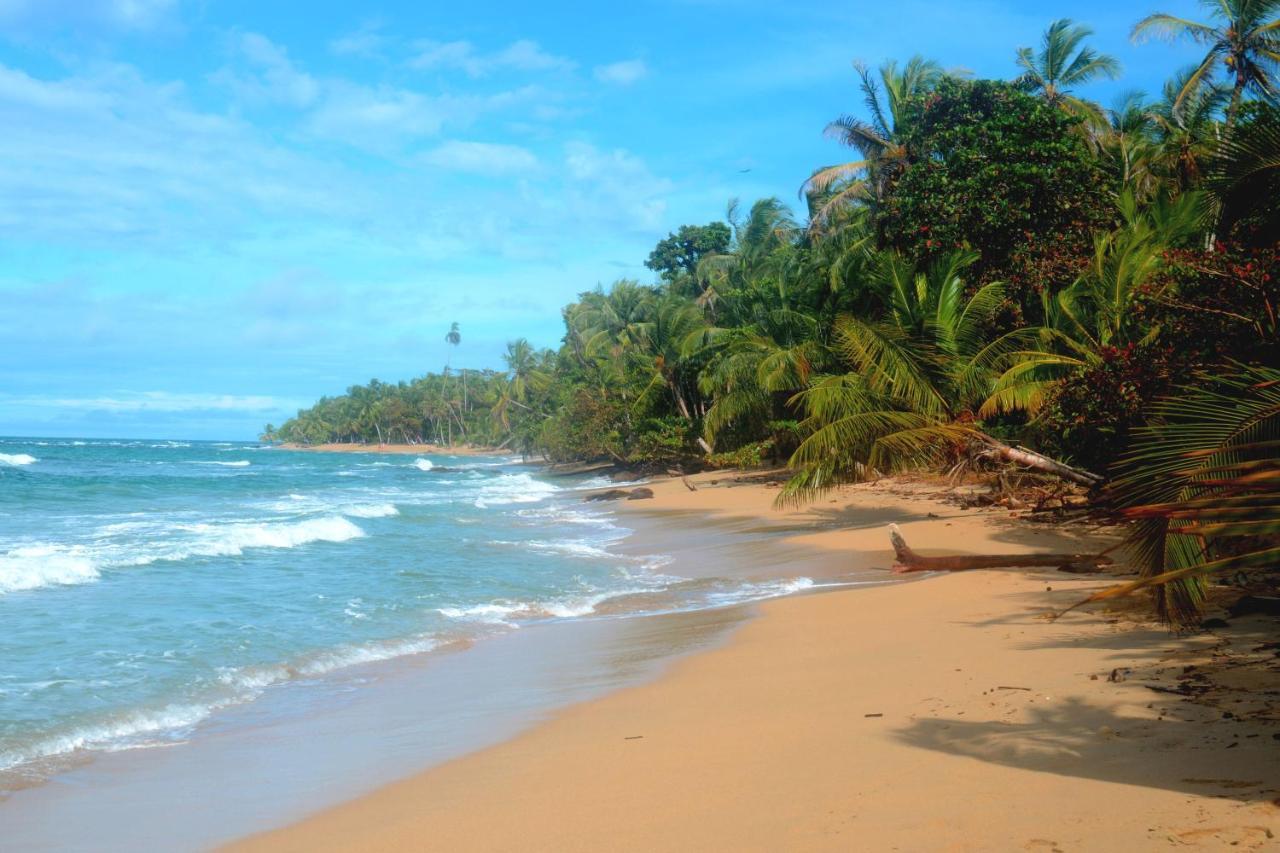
[0,0,1204,439]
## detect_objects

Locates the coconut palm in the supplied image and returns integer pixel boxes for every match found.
[696,198,800,312]
[1016,18,1122,124]
[1076,364,1280,627]
[634,294,715,452]
[780,250,1036,503]
[1207,102,1280,236]
[802,56,948,229]
[1102,91,1159,195]
[1132,0,1280,132]
[1147,67,1231,192]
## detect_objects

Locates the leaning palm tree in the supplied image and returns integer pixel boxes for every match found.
[1132,0,1280,133]
[802,56,947,229]
[1016,18,1122,125]
[781,250,1099,504]
[1074,364,1280,627]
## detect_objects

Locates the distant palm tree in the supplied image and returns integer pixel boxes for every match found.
[1147,67,1230,192]
[1016,18,1122,124]
[803,56,947,228]
[1132,0,1280,132]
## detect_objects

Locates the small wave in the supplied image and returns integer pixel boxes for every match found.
[439,588,654,624]
[472,472,558,508]
[0,702,223,775]
[193,460,250,468]
[411,458,434,472]
[342,503,398,519]
[0,545,100,594]
[0,453,37,467]
[174,516,365,557]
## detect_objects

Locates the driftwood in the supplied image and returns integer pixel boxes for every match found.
[888,524,1113,574]
[667,469,698,491]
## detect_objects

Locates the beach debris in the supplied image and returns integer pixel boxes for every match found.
[624,735,644,740]
[887,524,1113,574]
[666,469,698,491]
[864,713,883,718]
[996,686,1031,691]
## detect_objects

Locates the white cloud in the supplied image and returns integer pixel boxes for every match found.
[305,81,448,147]
[420,140,538,175]
[3,391,301,413]
[329,21,386,58]
[562,141,670,232]
[212,31,319,108]
[407,38,574,77]
[593,59,648,85]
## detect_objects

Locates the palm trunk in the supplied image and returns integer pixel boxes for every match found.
[977,435,1102,487]
[669,380,712,454]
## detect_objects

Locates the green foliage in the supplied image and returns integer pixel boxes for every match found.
[707,439,775,469]
[881,78,1111,281]
[267,27,1280,632]
[1097,364,1280,627]
[645,222,732,294]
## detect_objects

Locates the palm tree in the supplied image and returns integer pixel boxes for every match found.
[1016,18,1122,123]
[494,338,552,429]
[635,294,715,452]
[802,56,947,228]
[1207,102,1280,236]
[780,250,1098,503]
[1132,0,1280,133]
[1147,67,1231,193]
[1102,90,1158,195]
[697,198,800,312]
[1077,364,1280,627]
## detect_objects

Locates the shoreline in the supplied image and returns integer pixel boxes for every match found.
[232,472,1280,851]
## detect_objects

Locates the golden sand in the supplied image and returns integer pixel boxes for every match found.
[231,472,1280,852]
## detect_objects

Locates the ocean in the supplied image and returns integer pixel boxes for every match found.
[0,438,830,797]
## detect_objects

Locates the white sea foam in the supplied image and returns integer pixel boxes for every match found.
[193,460,250,468]
[438,588,653,624]
[0,702,222,773]
[472,472,558,508]
[0,545,100,594]
[173,516,365,557]
[411,458,434,472]
[0,453,37,466]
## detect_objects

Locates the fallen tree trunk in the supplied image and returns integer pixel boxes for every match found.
[888,524,1113,574]
[976,437,1103,488]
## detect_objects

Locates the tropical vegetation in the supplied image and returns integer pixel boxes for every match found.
[269,7,1280,626]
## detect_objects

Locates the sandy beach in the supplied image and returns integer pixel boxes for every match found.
[232,471,1280,852]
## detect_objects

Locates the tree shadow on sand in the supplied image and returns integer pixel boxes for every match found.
[893,682,1280,803]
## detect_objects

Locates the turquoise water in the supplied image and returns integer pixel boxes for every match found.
[0,438,817,790]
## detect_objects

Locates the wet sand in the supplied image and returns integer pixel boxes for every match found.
[234,471,1280,852]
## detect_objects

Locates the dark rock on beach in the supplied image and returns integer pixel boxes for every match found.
[584,487,653,502]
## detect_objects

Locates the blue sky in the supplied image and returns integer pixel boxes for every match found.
[0,0,1202,439]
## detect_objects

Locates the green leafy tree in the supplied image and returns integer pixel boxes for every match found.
[880,78,1112,282]
[645,223,732,295]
